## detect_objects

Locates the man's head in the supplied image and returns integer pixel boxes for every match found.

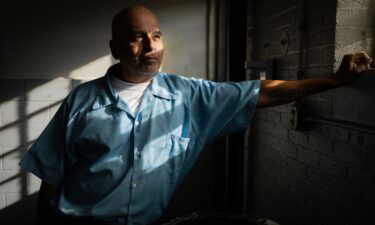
[110,5,164,81]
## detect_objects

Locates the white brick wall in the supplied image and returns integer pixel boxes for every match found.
[0,78,76,224]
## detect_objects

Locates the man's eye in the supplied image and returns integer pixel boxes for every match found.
[153,32,162,39]
[131,34,143,41]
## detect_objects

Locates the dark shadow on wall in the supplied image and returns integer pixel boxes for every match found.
[0,0,129,79]
[0,193,38,225]
[0,78,67,224]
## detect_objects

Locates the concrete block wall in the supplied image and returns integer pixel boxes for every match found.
[0,78,72,224]
[247,0,375,224]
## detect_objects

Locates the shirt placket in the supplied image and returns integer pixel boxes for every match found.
[131,115,141,191]
[127,92,153,223]
[129,92,152,192]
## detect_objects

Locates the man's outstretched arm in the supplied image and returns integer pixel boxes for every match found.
[258,51,373,108]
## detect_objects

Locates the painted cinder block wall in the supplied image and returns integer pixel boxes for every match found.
[247,0,375,224]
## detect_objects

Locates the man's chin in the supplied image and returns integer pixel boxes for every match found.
[138,65,160,76]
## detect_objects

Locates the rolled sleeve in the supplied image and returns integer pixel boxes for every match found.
[19,101,68,187]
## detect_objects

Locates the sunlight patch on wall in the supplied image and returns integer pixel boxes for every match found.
[69,55,114,79]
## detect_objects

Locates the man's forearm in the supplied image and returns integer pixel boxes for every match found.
[258,78,341,108]
[257,52,373,108]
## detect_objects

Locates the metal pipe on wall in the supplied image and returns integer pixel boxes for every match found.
[304,116,375,135]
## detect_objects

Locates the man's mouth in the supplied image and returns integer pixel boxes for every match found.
[142,57,158,64]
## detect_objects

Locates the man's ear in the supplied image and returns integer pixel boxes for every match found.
[109,39,119,59]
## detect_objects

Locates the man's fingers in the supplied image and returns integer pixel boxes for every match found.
[352,52,372,72]
[342,53,355,63]
[354,51,372,63]
[341,54,355,70]
[341,51,373,73]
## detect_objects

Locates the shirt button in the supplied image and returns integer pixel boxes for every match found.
[132,183,137,189]
[135,121,139,126]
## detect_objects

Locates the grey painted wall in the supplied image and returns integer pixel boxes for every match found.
[0,0,209,79]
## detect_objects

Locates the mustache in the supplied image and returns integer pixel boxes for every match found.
[142,49,164,60]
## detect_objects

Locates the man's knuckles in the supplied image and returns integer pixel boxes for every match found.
[343,54,354,61]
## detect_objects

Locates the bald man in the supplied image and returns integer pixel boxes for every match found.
[19,5,373,225]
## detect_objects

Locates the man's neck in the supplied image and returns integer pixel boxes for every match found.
[117,66,155,83]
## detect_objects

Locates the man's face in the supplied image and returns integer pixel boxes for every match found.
[111,8,164,77]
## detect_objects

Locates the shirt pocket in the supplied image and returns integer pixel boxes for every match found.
[163,134,190,177]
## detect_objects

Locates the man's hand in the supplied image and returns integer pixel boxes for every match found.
[257,51,373,108]
[330,51,373,86]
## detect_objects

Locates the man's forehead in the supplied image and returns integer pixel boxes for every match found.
[129,24,160,31]
[124,13,160,33]
[112,5,160,38]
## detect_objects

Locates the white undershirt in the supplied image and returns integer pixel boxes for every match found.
[110,75,151,114]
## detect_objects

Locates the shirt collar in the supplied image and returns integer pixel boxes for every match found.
[91,64,175,111]
[149,72,176,100]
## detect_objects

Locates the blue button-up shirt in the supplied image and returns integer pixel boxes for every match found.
[19,64,260,225]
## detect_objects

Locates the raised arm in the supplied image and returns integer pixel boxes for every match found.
[257,51,373,108]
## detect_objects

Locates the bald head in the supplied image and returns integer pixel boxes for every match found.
[111,5,159,40]
[109,5,164,82]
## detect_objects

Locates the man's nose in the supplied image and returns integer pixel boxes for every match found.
[143,35,156,52]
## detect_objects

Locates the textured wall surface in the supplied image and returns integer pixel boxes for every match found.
[0,0,209,80]
[0,78,72,224]
[247,0,375,224]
